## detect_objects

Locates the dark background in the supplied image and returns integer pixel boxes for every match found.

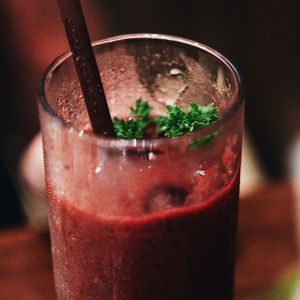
[0,0,299,227]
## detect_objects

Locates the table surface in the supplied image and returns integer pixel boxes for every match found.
[0,181,298,300]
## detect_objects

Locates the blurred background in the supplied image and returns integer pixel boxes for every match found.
[0,0,299,225]
[1,1,300,299]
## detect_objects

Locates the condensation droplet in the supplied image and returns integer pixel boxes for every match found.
[196,169,206,176]
[95,166,102,174]
[170,68,183,75]
[148,152,155,161]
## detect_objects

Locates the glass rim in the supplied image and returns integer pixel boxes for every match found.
[38,33,244,148]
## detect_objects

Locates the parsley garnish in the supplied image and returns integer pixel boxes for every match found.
[155,102,218,137]
[188,129,220,148]
[113,99,152,139]
[113,99,219,144]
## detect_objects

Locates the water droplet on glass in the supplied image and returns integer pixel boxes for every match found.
[148,152,156,161]
[170,68,183,75]
[95,166,102,174]
[196,169,206,176]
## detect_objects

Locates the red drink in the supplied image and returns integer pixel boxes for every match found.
[39,34,244,300]
[47,173,239,299]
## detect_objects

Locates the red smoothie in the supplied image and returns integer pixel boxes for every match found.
[47,166,239,300]
[39,34,244,300]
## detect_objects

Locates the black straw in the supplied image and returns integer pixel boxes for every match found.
[56,0,114,136]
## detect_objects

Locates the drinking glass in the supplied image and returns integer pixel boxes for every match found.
[39,33,244,300]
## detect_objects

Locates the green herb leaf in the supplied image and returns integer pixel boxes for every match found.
[130,98,153,119]
[156,102,218,138]
[113,99,219,144]
[113,117,144,139]
[188,130,220,148]
[113,99,153,139]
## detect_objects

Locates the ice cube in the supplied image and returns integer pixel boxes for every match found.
[143,185,188,213]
